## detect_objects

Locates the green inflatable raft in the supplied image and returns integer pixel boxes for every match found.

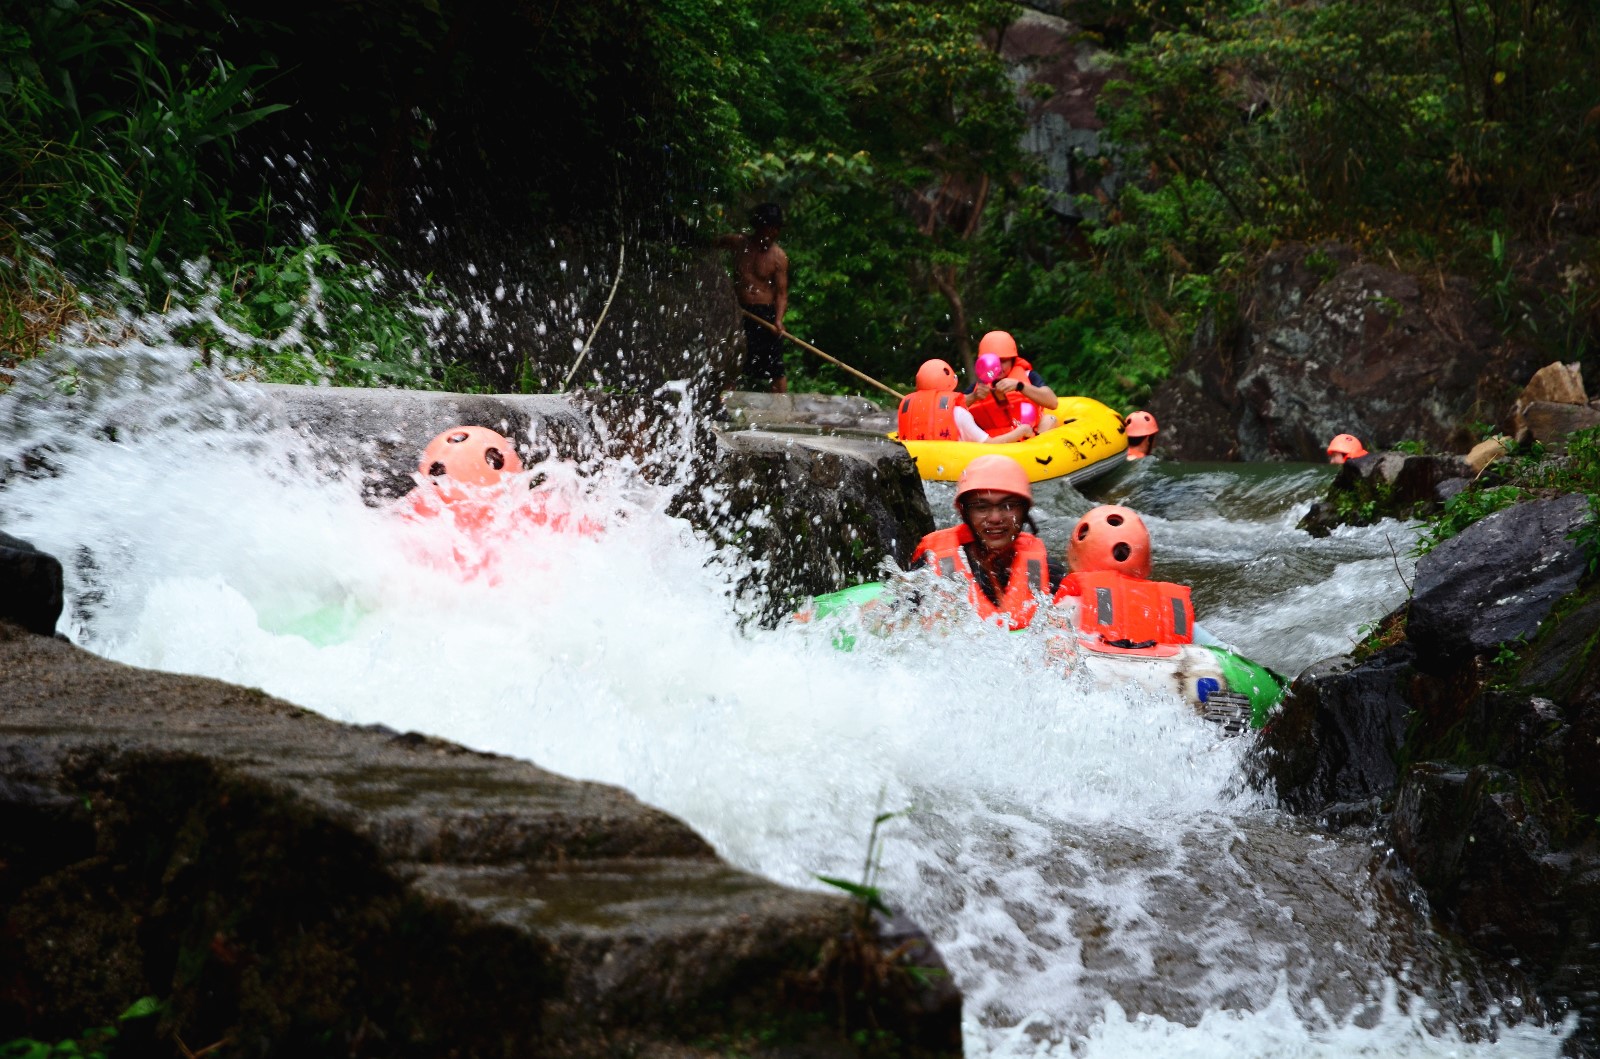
[800,581,1283,731]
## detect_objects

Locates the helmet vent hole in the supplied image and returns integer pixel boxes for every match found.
[1106,514,1124,526]
[1112,543,1131,562]
[484,447,505,470]
[428,461,447,477]
[1076,524,1090,541]
[447,432,470,444]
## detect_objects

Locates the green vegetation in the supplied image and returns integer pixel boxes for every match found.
[3,0,1597,404]
[1418,428,1600,553]
[815,805,903,921]
[692,0,1600,405]
[0,0,476,392]
[1,997,161,1059]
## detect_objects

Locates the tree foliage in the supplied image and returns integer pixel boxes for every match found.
[3,0,1597,401]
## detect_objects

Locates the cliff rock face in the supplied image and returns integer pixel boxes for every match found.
[1150,244,1541,460]
[1000,10,1119,219]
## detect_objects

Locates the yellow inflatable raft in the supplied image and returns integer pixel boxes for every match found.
[891,396,1129,484]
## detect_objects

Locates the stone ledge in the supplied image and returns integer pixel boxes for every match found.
[723,391,895,434]
[0,624,959,1056]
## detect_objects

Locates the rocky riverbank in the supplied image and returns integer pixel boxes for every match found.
[0,619,960,1057]
[1252,363,1600,1048]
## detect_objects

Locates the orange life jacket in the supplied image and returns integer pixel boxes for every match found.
[399,486,603,582]
[910,525,1050,630]
[897,390,967,441]
[1054,569,1194,655]
[965,356,1035,435]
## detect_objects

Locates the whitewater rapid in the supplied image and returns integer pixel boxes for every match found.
[0,344,1570,1057]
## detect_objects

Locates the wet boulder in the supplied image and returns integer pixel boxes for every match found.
[1248,644,1416,818]
[725,392,894,434]
[0,531,63,637]
[1407,494,1592,673]
[1299,451,1476,536]
[1388,586,1600,1039]
[697,430,934,624]
[260,383,610,501]
[1390,764,1581,968]
[1511,400,1600,446]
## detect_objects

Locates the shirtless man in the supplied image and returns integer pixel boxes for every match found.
[715,202,790,393]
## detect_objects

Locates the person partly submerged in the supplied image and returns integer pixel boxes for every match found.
[400,425,599,579]
[896,358,1040,444]
[1048,504,1219,652]
[905,454,1064,630]
[1123,410,1159,460]
[1326,434,1369,464]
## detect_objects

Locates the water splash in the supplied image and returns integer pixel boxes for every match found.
[0,346,1560,1058]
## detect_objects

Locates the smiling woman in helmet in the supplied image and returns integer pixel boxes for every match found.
[905,454,1065,630]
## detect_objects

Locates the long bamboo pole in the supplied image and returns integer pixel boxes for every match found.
[740,308,905,400]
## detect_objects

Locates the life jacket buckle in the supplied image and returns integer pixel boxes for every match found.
[1102,636,1158,650]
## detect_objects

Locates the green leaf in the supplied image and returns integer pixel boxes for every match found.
[118,995,161,1021]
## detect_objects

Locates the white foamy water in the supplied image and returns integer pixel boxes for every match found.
[0,343,1570,1057]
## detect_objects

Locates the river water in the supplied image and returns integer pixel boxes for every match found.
[0,343,1572,1057]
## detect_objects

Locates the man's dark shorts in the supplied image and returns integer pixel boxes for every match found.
[740,303,785,385]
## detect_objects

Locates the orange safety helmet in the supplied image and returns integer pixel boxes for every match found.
[1326,433,1369,464]
[1124,410,1159,438]
[953,454,1032,509]
[419,426,523,487]
[1067,505,1152,579]
[976,330,1018,362]
[915,359,959,392]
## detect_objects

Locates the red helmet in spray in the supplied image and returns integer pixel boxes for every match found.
[419,426,523,488]
[1067,505,1152,579]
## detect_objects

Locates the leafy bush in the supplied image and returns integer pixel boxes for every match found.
[1,996,161,1059]
[1417,428,1600,554]
[0,0,284,294]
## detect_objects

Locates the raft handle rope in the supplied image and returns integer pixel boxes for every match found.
[739,308,905,400]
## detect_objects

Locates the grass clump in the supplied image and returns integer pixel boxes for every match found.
[1416,428,1600,557]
